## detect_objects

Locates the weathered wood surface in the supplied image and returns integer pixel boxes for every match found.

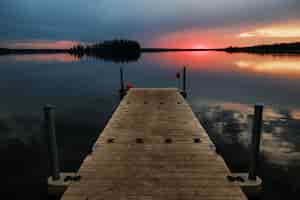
[62,88,247,200]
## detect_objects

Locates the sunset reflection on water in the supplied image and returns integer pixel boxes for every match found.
[235,56,300,77]
[8,50,300,79]
[13,54,79,63]
[145,51,300,78]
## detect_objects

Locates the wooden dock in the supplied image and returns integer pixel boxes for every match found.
[61,88,247,200]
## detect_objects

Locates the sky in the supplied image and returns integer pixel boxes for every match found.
[1,0,300,49]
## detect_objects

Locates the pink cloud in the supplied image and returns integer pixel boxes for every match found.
[6,40,80,49]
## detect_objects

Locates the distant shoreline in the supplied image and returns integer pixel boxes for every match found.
[1,42,300,55]
[1,48,300,55]
[0,47,220,55]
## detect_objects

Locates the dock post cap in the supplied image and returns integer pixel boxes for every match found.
[44,104,56,110]
[48,172,78,197]
[180,90,187,98]
[254,103,264,108]
[229,173,262,198]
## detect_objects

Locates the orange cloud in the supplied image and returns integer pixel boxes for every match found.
[238,22,300,38]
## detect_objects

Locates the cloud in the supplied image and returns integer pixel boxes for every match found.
[238,26,300,38]
[0,0,300,45]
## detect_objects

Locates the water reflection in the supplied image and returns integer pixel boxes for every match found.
[8,51,300,77]
[2,52,141,63]
[1,51,300,199]
[235,56,300,77]
[144,51,227,71]
[147,51,300,78]
[14,54,79,63]
[83,51,141,63]
[192,101,300,199]
[193,102,300,163]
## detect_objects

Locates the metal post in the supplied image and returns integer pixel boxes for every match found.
[119,67,125,99]
[120,67,124,92]
[183,66,186,93]
[248,104,263,180]
[44,105,60,180]
[180,66,187,98]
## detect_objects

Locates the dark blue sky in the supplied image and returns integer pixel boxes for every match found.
[1,0,300,48]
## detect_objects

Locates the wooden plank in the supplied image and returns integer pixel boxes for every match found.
[62,88,247,200]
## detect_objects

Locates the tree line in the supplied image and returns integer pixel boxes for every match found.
[225,42,300,54]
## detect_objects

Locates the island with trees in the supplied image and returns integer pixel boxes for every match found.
[69,40,141,62]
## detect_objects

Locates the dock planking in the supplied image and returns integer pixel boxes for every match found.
[62,88,247,200]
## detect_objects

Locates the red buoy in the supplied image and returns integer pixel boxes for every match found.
[126,83,134,90]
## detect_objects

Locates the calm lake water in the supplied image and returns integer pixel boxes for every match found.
[1,51,300,199]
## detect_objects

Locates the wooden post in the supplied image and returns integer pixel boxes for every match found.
[44,105,60,181]
[248,104,263,180]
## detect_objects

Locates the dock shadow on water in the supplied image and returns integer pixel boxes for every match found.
[0,114,48,199]
[193,103,300,200]
[0,100,117,199]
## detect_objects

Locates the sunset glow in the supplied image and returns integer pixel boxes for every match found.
[191,44,208,49]
[239,28,300,38]
[1,0,300,49]
[238,23,300,38]
[5,40,79,49]
[151,30,215,49]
